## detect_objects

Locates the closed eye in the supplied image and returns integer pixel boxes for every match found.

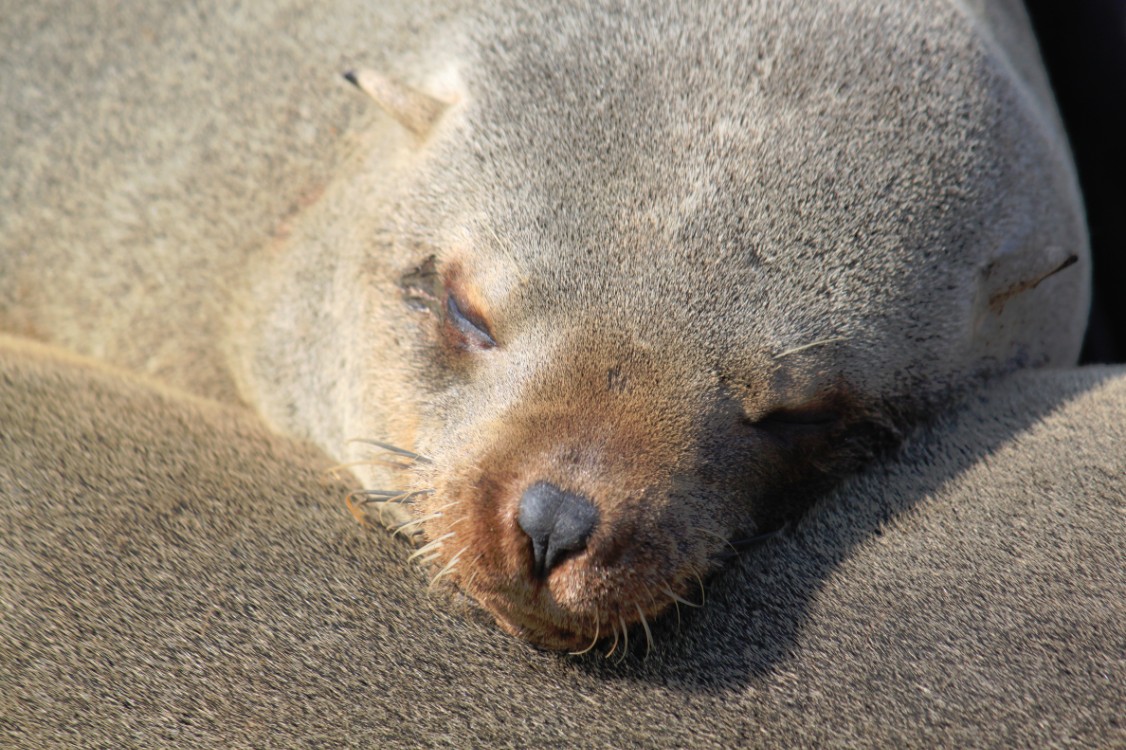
[746,405,843,443]
[756,407,839,427]
[446,292,497,349]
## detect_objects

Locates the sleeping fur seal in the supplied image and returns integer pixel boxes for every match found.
[0,0,1089,650]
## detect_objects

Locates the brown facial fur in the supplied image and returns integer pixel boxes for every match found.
[398,302,886,650]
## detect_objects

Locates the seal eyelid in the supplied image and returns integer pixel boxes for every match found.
[445,291,497,349]
[756,407,840,427]
[748,405,842,440]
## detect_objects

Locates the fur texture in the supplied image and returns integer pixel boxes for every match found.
[1,337,1122,747]
[0,0,1091,648]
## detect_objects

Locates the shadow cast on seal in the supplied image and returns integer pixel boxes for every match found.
[560,369,1113,692]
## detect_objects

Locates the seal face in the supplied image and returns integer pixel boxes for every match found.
[318,0,1087,652]
[381,251,895,651]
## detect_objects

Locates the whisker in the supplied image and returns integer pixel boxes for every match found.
[392,522,427,538]
[461,562,482,594]
[407,531,456,562]
[392,523,425,539]
[347,488,435,506]
[416,500,458,516]
[694,573,707,607]
[663,588,683,629]
[605,622,621,659]
[615,616,630,664]
[635,604,653,659]
[774,336,847,360]
[730,525,787,548]
[348,489,407,500]
[431,566,457,587]
[693,526,739,556]
[358,457,417,471]
[407,544,443,563]
[349,488,432,522]
[392,511,445,537]
[347,438,432,464]
[344,494,370,527]
[569,613,601,657]
[394,501,457,532]
[429,546,467,589]
[663,586,702,610]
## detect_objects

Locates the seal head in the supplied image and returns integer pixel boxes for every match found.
[245,0,1089,650]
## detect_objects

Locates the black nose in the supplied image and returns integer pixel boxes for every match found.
[517,481,599,578]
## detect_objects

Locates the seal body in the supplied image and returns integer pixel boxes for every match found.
[0,0,1089,650]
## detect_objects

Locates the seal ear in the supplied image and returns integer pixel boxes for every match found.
[969,235,1082,353]
[978,243,1079,318]
[342,69,451,138]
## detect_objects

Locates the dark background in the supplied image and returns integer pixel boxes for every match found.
[1024,0,1126,364]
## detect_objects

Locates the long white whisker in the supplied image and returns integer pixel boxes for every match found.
[635,604,653,659]
[346,437,432,464]
[664,586,702,609]
[393,511,445,537]
[429,546,468,589]
[615,616,630,664]
[407,531,455,561]
[605,622,620,659]
[569,613,601,657]
[774,336,847,360]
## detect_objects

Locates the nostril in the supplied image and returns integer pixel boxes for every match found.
[517,481,599,578]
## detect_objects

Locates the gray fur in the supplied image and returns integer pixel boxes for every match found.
[0,0,1098,659]
[0,0,1088,450]
[1,0,1093,648]
[1,336,1122,747]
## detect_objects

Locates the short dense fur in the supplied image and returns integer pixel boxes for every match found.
[0,0,1090,648]
[2,337,1122,747]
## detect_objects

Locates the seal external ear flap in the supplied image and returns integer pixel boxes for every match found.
[980,243,1080,317]
[342,69,450,137]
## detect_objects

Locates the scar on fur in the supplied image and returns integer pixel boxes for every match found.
[988,254,1078,315]
[342,69,450,137]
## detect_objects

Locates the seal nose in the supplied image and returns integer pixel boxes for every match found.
[517,481,599,578]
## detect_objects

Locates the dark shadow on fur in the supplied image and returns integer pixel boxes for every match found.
[564,368,1120,690]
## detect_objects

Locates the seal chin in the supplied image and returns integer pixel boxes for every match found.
[463,562,693,653]
[485,597,635,654]
[489,606,594,652]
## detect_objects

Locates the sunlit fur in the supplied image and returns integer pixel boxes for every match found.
[1,0,1090,651]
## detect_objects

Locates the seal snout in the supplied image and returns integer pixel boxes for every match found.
[517,481,599,578]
